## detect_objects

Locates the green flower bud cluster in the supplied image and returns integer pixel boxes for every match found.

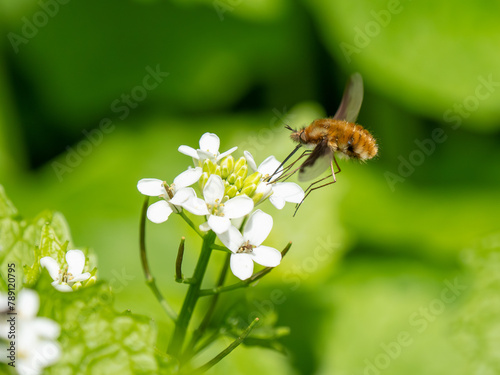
[199,156,267,203]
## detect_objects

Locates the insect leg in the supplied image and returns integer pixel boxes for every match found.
[293,159,338,216]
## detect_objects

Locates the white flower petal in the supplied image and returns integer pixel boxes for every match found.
[217,226,244,252]
[197,149,215,161]
[272,182,305,204]
[244,151,257,171]
[243,209,273,246]
[40,257,60,281]
[173,167,202,189]
[208,215,231,234]
[217,146,238,161]
[18,289,39,319]
[269,195,286,210]
[251,246,282,267]
[169,187,196,206]
[230,253,254,280]
[71,272,91,283]
[258,156,282,179]
[30,340,61,367]
[137,178,165,196]
[182,197,210,216]
[147,200,174,223]
[178,145,199,159]
[199,133,220,154]
[66,250,86,276]
[223,195,254,219]
[203,175,224,205]
[199,221,211,232]
[53,282,73,292]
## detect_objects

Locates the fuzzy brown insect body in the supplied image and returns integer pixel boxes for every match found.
[294,118,378,161]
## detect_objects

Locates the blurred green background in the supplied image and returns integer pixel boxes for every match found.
[1,0,500,374]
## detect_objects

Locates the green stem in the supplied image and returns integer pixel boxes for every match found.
[183,252,230,360]
[168,231,216,358]
[179,211,204,239]
[140,198,178,322]
[190,318,259,374]
[199,242,292,297]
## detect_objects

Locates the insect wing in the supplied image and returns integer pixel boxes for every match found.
[298,140,332,182]
[333,72,364,123]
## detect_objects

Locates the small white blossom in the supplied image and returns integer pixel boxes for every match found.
[182,174,254,234]
[137,167,202,223]
[0,289,61,375]
[41,250,91,292]
[244,151,304,209]
[178,132,237,163]
[218,210,282,280]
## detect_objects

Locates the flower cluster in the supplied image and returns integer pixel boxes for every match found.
[0,289,61,375]
[137,133,304,280]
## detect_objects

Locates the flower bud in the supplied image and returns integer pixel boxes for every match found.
[236,165,248,180]
[226,185,238,198]
[243,172,262,188]
[252,182,273,204]
[220,155,235,178]
[199,172,209,190]
[72,282,82,291]
[85,275,97,287]
[234,157,246,173]
[240,183,257,197]
[214,165,222,177]
[234,176,244,190]
[227,172,237,184]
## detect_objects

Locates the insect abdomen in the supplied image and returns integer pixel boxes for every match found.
[328,120,378,161]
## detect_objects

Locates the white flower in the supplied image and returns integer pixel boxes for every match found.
[0,289,61,375]
[218,210,282,280]
[41,250,91,292]
[244,151,304,209]
[137,167,202,223]
[178,132,237,163]
[183,174,254,234]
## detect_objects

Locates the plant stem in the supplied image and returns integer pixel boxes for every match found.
[140,197,177,322]
[190,318,259,374]
[183,252,230,359]
[179,211,204,239]
[168,230,216,358]
[175,237,186,282]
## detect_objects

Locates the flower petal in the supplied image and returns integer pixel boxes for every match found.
[272,182,305,204]
[258,156,282,180]
[217,146,238,161]
[181,197,210,216]
[137,178,165,196]
[66,250,86,276]
[208,215,231,234]
[197,149,215,161]
[199,221,211,232]
[169,187,196,206]
[203,175,224,205]
[53,282,73,292]
[243,150,258,171]
[40,257,60,281]
[199,133,220,154]
[18,289,39,319]
[173,167,202,189]
[147,200,174,223]
[178,145,199,159]
[269,195,286,210]
[33,317,61,340]
[217,225,244,252]
[71,272,91,283]
[243,209,273,246]
[230,253,254,280]
[251,246,282,267]
[223,195,254,219]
